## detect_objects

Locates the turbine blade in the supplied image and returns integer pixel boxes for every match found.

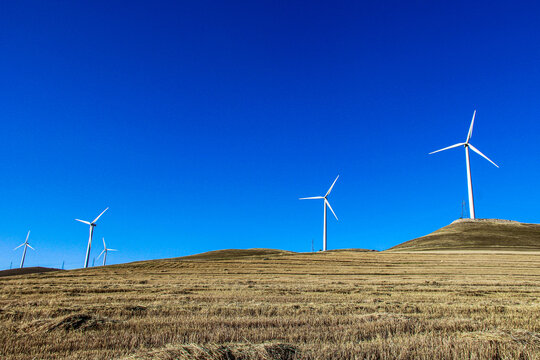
[26,231,30,242]
[103,238,106,249]
[468,144,499,168]
[97,250,105,259]
[325,199,338,221]
[108,249,118,251]
[429,143,465,154]
[325,175,339,197]
[75,219,91,225]
[92,207,109,223]
[466,110,476,143]
[27,244,35,250]
[14,243,24,250]
[299,196,324,200]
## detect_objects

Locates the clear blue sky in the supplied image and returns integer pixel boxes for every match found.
[1,1,539,269]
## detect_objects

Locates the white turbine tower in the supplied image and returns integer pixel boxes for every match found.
[429,110,499,219]
[97,238,117,266]
[299,175,339,251]
[14,231,34,269]
[75,207,109,268]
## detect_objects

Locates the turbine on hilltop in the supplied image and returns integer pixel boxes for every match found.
[75,207,109,268]
[97,237,117,266]
[14,231,34,268]
[299,175,339,251]
[429,110,499,219]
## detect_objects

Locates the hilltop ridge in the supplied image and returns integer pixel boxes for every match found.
[178,248,294,260]
[0,267,62,277]
[387,218,540,252]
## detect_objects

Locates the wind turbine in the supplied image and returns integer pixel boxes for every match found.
[97,238,117,266]
[14,231,34,268]
[429,110,499,219]
[299,175,339,251]
[75,207,109,268]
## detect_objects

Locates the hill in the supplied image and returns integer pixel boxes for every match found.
[178,248,295,260]
[388,219,540,252]
[0,267,62,277]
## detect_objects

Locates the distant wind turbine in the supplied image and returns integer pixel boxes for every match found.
[429,110,499,219]
[75,207,109,268]
[97,238,117,266]
[14,231,34,268]
[299,175,339,251]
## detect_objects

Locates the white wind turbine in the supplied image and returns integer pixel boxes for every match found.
[299,175,339,251]
[14,231,34,269]
[429,110,499,219]
[97,238,117,266]
[75,207,109,268]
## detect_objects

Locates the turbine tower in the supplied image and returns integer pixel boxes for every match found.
[429,110,499,219]
[97,238,117,266]
[299,175,339,251]
[75,207,109,268]
[14,231,34,268]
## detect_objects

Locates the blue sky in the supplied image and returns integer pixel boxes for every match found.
[1,1,539,269]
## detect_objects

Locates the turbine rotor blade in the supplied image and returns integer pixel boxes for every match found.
[325,199,338,221]
[14,243,24,250]
[299,196,324,200]
[466,110,476,143]
[429,143,465,154]
[108,249,118,251]
[97,250,105,259]
[26,231,30,242]
[103,238,106,249]
[92,207,109,224]
[75,219,91,225]
[325,175,340,197]
[468,144,499,168]
[27,244,35,250]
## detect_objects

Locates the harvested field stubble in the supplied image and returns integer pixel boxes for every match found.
[0,250,539,359]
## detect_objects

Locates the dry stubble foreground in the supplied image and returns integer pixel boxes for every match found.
[1,249,539,360]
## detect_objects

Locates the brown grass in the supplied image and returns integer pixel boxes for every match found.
[388,219,540,252]
[0,267,62,278]
[1,249,539,359]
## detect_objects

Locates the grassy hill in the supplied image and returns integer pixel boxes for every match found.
[388,219,540,252]
[178,248,294,260]
[1,249,539,359]
[0,267,62,277]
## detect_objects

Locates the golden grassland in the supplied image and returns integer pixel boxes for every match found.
[388,219,540,252]
[1,249,539,359]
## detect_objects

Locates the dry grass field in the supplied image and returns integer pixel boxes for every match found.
[1,249,539,359]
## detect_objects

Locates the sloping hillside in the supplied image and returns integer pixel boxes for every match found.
[179,248,294,260]
[0,267,62,277]
[388,219,540,252]
[1,249,539,359]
